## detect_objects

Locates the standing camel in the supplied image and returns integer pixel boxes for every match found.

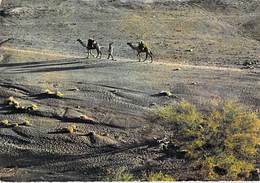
[127,42,153,63]
[77,39,102,59]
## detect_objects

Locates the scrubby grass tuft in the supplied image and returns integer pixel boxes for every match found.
[12,123,19,127]
[157,101,259,180]
[22,118,31,126]
[0,119,9,127]
[5,96,21,108]
[106,168,177,181]
[1,120,18,128]
[66,125,77,134]
[45,89,64,98]
[5,96,39,112]
[145,172,176,181]
[106,167,134,181]
[27,103,38,111]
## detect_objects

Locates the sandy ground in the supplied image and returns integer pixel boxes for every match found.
[0,0,259,181]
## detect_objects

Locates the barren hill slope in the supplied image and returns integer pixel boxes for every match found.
[0,0,259,181]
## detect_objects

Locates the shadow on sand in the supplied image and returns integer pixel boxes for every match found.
[1,57,135,74]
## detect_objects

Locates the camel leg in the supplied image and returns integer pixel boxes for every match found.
[99,50,102,59]
[150,53,153,63]
[137,53,141,62]
[87,50,94,58]
[87,50,90,59]
[95,49,99,58]
[95,49,101,59]
[144,52,148,62]
[90,50,95,57]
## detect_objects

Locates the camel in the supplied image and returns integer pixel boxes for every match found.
[77,39,102,59]
[127,42,153,63]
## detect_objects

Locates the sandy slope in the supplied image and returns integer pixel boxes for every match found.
[0,0,259,181]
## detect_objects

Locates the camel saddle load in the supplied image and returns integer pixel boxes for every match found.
[87,38,96,49]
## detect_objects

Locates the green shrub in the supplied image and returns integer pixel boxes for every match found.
[1,120,19,128]
[28,103,38,111]
[45,89,64,97]
[22,118,31,126]
[5,96,21,108]
[66,125,77,134]
[145,172,176,181]
[106,167,134,181]
[106,168,177,181]
[5,97,39,111]
[0,119,9,127]
[157,101,259,180]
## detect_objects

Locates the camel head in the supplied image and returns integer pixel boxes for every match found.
[127,42,135,47]
[127,42,138,50]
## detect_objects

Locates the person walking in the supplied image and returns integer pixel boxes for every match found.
[107,42,115,61]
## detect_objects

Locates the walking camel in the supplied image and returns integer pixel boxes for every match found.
[77,39,102,59]
[127,42,153,63]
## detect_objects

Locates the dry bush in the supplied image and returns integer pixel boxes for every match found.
[144,171,176,181]
[106,167,134,181]
[5,96,21,108]
[157,101,259,180]
[5,96,39,111]
[1,120,18,128]
[45,89,64,97]
[106,167,176,181]
[0,119,9,127]
[65,125,77,134]
[22,117,31,126]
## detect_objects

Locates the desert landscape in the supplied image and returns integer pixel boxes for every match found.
[0,0,259,181]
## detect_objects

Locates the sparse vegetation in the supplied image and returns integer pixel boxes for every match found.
[27,103,38,111]
[157,101,259,180]
[5,96,39,111]
[0,119,9,127]
[107,168,177,181]
[5,96,21,108]
[106,167,134,181]
[12,123,19,127]
[64,125,77,134]
[45,89,64,98]
[144,172,176,181]
[1,0,260,181]
[22,118,31,126]
[1,120,18,128]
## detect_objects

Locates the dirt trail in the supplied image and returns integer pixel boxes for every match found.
[2,46,82,59]
[2,46,245,72]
